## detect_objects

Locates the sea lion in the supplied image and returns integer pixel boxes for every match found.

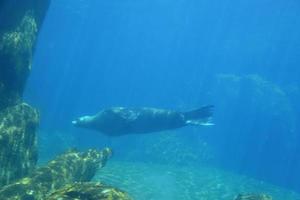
[72,105,213,136]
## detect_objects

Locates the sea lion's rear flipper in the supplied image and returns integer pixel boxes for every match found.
[184,105,213,120]
[185,120,214,126]
[183,105,214,126]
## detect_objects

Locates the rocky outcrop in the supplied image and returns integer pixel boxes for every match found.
[0,148,113,200]
[0,0,51,110]
[0,0,50,186]
[46,182,132,200]
[0,103,39,186]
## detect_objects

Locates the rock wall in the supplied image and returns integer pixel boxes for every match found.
[0,0,51,109]
[0,0,51,186]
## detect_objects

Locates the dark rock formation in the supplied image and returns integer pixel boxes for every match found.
[0,103,39,186]
[46,182,132,200]
[0,148,112,200]
[0,0,51,110]
[0,0,50,186]
[234,194,272,200]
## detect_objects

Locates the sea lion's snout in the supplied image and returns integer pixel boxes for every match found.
[72,117,84,126]
[72,118,81,127]
[72,116,92,127]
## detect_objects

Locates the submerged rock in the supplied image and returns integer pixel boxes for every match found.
[0,11,37,108]
[0,103,39,186]
[0,0,51,110]
[234,194,272,200]
[0,0,50,189]
[0,148,112,200]
[46,182,132,200]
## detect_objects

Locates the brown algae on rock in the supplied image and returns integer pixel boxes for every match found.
[0,103,39,186]
[0,12,37,109]
[0,148,112,200]
[0,0,50,109]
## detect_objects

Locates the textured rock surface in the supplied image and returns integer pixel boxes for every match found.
[0,0,51,110]
[46,182,132,200]
[0,0,50,187]
[0,103,39,186]
[0,148,112,200]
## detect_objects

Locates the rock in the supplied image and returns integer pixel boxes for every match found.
[234,194,272,200]
[0,103,39,186]
[0,0,51,110]
[0,0,50,187]
[46,182,132,200]
[0,148,112,200]
[208,74,296,165]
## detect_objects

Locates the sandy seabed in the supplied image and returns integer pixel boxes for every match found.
[94,161,300,200]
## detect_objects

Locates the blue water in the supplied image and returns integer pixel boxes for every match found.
[25,0,300,195]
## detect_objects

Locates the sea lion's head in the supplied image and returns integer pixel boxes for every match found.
[72,115,93,128]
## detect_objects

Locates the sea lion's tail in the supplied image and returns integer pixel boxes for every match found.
[183,105,214,126]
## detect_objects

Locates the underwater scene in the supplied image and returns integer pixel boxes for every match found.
[1,0,300,199]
